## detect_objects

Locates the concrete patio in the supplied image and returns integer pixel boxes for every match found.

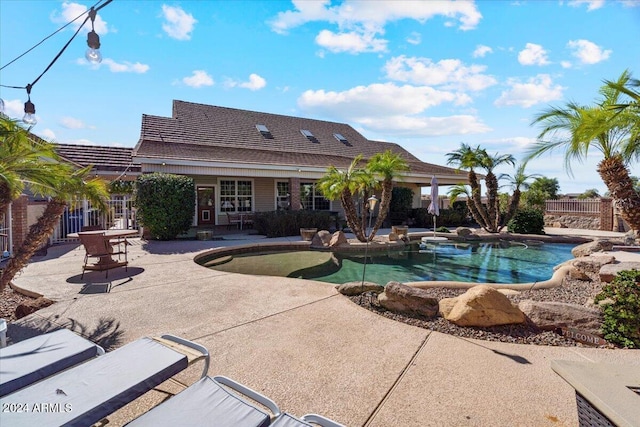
[6,228,640,426]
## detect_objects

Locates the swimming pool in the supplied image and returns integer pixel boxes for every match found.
[202,241,576,285]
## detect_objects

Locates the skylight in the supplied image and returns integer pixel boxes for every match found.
[256,124,274,139]
[334,133,351,146]
[301,129,319,143]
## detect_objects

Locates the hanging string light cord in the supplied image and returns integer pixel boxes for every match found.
[0,0,112,93]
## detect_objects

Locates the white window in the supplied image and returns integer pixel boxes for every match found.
[275,181,290,210]
[220,179,253,212]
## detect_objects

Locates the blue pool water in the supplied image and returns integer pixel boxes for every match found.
[205,241,576,285]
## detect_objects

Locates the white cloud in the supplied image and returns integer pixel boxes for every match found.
[567,39,611,64]
[518,43,550,66]
[297,82,490,137]
[182,70,214,88]
[1,99,26,120]
[38,129,57,141]
[406,31,421,45]
[60,116,92,129]
[96,59,150,73]
[161,5,197,40]
[224,74,267,91]
[494,74,565,108]
[361,115,492,137]
[486,136,537,150]
[51,2,110,34]
[472,44,493,58]
[561,60,572,68]
[315,29,387,53]
[384,56,497,92]
[269,1,481,54]
[240,74,267,91]
[567,0,605,11]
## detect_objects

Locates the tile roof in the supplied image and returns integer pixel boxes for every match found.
[55,143,140,173]
[135,100,459,177]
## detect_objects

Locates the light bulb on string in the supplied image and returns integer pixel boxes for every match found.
[85,7,102,64]
[85,30,102,63]
[23,84,37,125]
[23,100,36,125]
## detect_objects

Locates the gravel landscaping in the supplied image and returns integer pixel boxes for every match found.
[349,271,617,348]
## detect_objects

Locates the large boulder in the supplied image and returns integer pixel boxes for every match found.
[456,227,473,238]
[571,239,614,257]
[518,300,603,336]
[378,281,439,318]
[310,230,332,248]
[599,262,640,283]
[329,231,348,247]
[442,285,525,327]
[336,281,384,296]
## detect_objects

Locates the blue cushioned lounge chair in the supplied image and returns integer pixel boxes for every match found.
[0,334,209,427]
[0,328,104,398]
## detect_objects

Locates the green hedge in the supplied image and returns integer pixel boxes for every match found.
[411,205,470,228]
[254,210,333,238]
[507,208,545,234]
[135,173,195,240]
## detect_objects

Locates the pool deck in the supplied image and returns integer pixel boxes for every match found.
[6,227,640,426]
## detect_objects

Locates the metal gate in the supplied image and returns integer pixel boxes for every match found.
[51,195,137,244]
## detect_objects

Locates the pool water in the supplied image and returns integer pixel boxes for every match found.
[205,241,576,285]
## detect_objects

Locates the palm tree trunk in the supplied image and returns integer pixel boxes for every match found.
[340,190,366,242]
[0,199,67,291]
[469,170,493,232]
[500,189,521,232]
[370,180,393,239]
[598,156,640,231]
[485,172,501,231]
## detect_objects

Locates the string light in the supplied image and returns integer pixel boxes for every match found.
[85,7,102,64]
[0,0,112,123]
[23,84,37,125]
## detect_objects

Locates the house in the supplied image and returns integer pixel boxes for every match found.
[134,100,465,228]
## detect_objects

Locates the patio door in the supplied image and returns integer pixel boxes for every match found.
[197,186,215,226]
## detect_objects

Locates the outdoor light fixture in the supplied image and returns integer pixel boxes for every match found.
[85,7,102,64]
[360,195,379,303]
[23,84,36,125]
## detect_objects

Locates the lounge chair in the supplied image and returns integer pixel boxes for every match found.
[78,231,127,278]
[0,334,209,427]
[126,375,344,427]
[0,328,104,397]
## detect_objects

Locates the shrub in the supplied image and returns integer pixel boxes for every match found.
[436,226,450,233]
[507,208,544,234]
[135,173,195,240]
[594,269,640,348]
[388,187,414,224]
[411,207,469,228]
[254,210,332,238]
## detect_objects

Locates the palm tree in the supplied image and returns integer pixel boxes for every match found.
[0,166,109,291]
[446,144,490,228]
[500,162,540,230]
[527,71,640,232]
[317,156,371,242]
[478,150,516,231]
[0,117,67,216]
[366,150,409,239]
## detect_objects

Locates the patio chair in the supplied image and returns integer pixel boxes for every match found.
[226,212,241,230]
[0,334,209,427]
[0,328,105,397]
[78,231,127,278]
[126,375,344,427]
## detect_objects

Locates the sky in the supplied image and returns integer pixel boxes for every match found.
[1,0,639,196]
